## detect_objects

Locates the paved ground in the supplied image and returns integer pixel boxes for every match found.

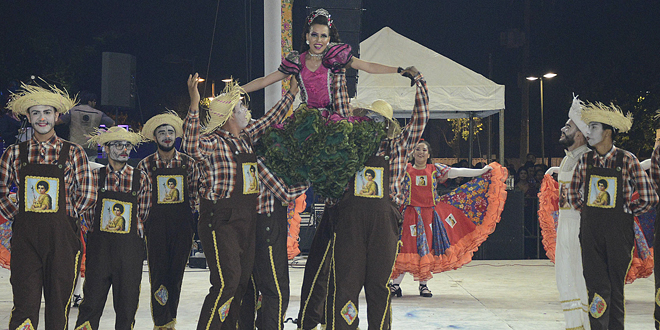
[0,259,655,329]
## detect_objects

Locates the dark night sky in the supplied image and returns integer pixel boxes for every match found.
[1,0,659,159]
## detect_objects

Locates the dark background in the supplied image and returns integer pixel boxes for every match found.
[1,0,659,159]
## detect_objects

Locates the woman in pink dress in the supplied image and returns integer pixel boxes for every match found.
[391,140,508,297]
[241,8,410,109]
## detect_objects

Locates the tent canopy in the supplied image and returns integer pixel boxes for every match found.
[352,27,505,119]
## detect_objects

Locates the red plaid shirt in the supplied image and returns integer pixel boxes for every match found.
[0,134,97,220]
[182,92,295,200]
[568,145,658,215]
[333,72,430,206]
[649,145,660,193]
[85,164,152,231]
[137,149,198,212]
[256,156,309,214]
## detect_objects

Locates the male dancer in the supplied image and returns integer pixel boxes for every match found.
[239,159,309,330]
[298,66,428,330]
[648,129,660,329]
[138,111,197,330]
[75,127,151,330]
[545,96,591,329]
[183,73,297,329]
[568,102,658,330]
[1,83,96,330]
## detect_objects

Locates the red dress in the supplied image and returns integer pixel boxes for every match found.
[392,162,508,281]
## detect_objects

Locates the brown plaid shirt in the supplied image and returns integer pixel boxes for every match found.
[0,134,97,220]
[137,149,198,212]
[182,92,295,200]
[256,156,309,214]
[86,164,152,231]
[568,146,658,215]
[333,71,430,206]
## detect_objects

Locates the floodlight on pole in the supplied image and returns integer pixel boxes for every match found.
[526,72,557,165]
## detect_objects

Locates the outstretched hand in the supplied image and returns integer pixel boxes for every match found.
[400,66,419,86]
[188,73,201,110]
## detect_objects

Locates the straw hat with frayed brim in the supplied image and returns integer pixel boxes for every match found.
[86,126,145,149]
[581,101,633,133]
[141,110,183,141]
[353,100,401,139]
[202,79,248,135]
[6,80,78,116]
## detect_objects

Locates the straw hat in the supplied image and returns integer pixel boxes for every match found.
[6,80,77,115]
[581,101,633,133]
[353,100,402,139]
[202,79,248,134]
[87,126,145,149]
[141,110,183,141]
[567,94,588,136]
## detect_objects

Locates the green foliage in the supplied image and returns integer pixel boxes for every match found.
[257,105,386,199]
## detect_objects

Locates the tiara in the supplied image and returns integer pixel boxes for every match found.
[308,8,333,28]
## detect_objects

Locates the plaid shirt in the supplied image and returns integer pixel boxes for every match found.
[137,149,198,212]
[182,92,295,200]
[256,156,309,214]
[649,145,660,193]
[85,164,152,232]
[334,72,430,206]
[568,145,658,215]
[0,134,96,220]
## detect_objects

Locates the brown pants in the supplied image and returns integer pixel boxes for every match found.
[10,217,81,330]
[326,202,399,330]
[196,199,256,330]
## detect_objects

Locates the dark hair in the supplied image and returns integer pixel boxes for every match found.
[597,179,608,189]
[36,180,49,191]
[410,140,433,164]
[113,203,124,213]
[167,178,177,185]
[365,169,376,178]
[300,12,341,53]
[79,91,97,105]
[250,165,256,173]
[602,123,617,140]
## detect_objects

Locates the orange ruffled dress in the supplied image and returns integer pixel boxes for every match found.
[0,215,10,269]
[392,162,508,281]
[538,174,654,283]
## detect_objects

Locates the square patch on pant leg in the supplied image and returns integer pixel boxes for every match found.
[589,293,607,318]
[341,300,358,325]
[17,318,34,330]
[218,297,234,322]
[74,321,93,330]
[155,285,169,306]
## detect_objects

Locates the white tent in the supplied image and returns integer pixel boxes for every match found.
[352,27,505,119]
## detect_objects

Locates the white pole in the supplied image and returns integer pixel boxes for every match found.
[264,0,282,111]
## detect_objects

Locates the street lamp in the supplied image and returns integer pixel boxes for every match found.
[526,73,557,165]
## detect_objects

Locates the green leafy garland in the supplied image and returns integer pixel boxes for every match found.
[257,104,386,199]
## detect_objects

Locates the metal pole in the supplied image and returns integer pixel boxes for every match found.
[468,115,474,166]
[540,78,545,165]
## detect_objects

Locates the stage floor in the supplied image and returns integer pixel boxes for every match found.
[0,259,655,329]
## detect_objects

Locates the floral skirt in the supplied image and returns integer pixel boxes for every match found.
[392,162,508,281]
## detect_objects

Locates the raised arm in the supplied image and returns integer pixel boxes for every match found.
[182,73,208,160]
[246,83,298,143]
[393,67,429,151]
[241,71,289,94]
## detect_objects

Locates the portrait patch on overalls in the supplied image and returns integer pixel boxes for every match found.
[558,181,571,210]
[24,176,59,213]
[100,199,132,234]
[242,162,259,195]
[586,175,616,209]
[354,166,384,198]
[416,175,428,186]
[157,175,184,204]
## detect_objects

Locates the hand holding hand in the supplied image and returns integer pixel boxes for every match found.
[399,66,419,86]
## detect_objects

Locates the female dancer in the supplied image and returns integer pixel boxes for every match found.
[241,8,410,109]
[391,140,507,297]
